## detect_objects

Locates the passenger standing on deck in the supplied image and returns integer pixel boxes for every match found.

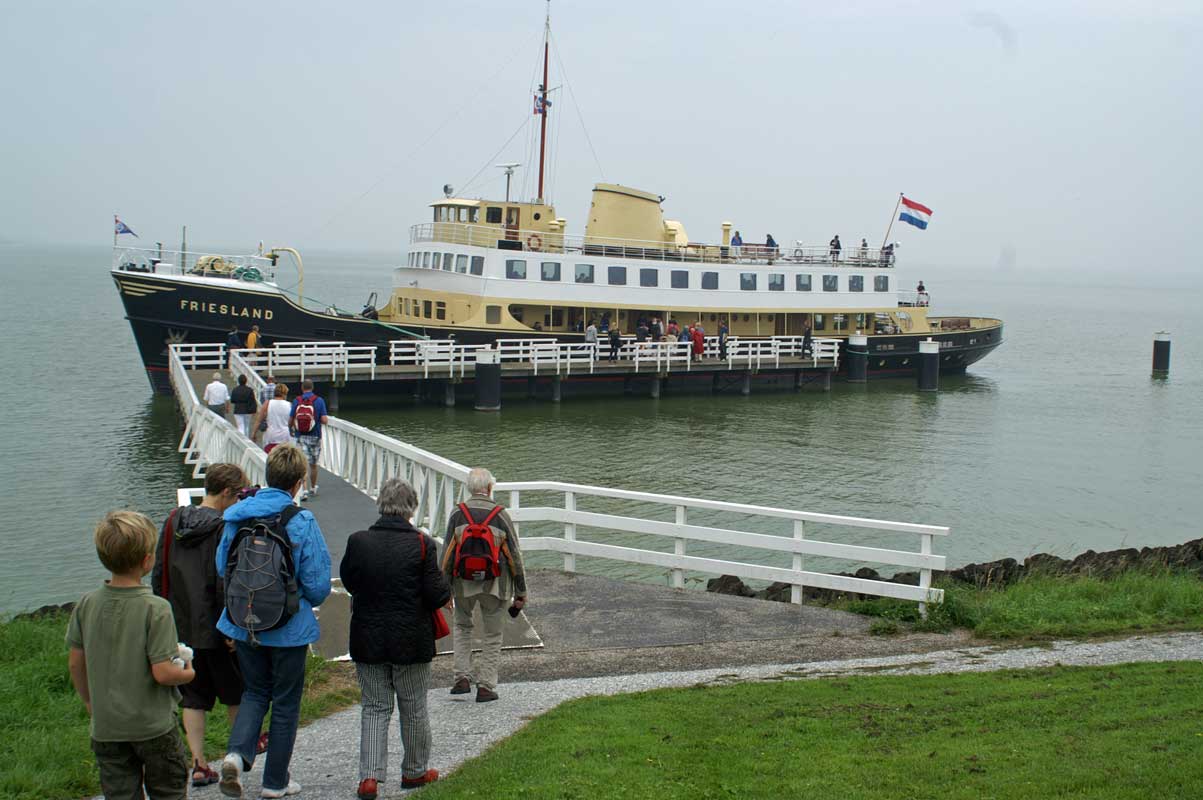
[204,373,231,418]
[229,375,258,438]
[442,468,526,703]
[600,312,610,333]
[226,327,243,368]
[651,317,663,341]
[765,234,778,261]
[340,478,450,797]
[719,319,730,360]
[859,238,869,261]
[257,383,291,454]
[290,380,328,501]
[152,463,249,788]
[636,319,649,344]
[217,444,331,800]
[690,324,705,361]
[829,235,842,262]
[584,319,599,353]
[245,326,261,366]
[608,328,621,361]
[730,230,743,258]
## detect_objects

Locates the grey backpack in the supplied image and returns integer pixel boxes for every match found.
[224,506,302,642]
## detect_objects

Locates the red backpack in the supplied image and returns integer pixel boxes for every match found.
[452,503,504,582]
[294,395,317,434]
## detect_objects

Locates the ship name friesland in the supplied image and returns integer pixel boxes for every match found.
[178,299,274,320]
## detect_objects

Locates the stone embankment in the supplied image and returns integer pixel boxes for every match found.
[707,537,1203,601]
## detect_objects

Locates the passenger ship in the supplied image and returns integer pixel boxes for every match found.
[112,12,1002,394]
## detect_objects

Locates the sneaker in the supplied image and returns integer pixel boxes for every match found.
[260,780,302,798]
[357,778,378,800]
[219,754,242,798]
[449,677,471,695]
[476,686,499,703]
[400,770,439,789]
[299,491,310,502]
[310,484,319,496]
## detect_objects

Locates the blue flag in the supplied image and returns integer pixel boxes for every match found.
[115,217,138,237]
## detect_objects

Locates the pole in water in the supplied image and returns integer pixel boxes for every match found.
[846,334,868,383]
[1152,331,1171,374]
[917,338,940,392]
[474,350,501,411]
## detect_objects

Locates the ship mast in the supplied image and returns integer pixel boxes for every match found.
[536,2,551,203]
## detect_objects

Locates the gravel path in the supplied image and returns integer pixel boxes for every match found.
[205,631,1203,799]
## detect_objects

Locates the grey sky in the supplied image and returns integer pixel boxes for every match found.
[2,1,1200,274]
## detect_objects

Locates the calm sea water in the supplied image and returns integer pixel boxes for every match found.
[2,241,1201,613]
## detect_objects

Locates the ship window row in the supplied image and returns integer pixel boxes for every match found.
[409,251,485,276]
[397,297,447,321]
[500,259,888,293]
[434,206,480,223]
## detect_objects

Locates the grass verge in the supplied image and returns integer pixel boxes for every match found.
[0,612,358,800]
[423,661,1203,800]
[842,569,1203,638]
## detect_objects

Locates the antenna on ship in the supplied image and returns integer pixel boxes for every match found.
[535,0,552,203]
[496,163,521,201]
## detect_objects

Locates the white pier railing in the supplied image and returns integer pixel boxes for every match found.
[171,342,943,612]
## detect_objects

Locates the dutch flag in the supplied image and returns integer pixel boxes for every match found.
[899,196,933,230]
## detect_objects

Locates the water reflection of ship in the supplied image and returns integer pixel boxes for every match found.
[111,8,1002,394]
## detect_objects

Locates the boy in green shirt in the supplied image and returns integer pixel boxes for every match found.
[67,510,197,799]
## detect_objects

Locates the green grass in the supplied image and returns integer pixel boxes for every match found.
[0,613,358,800]
[423,662,1203,800]
[842,569,1203,638]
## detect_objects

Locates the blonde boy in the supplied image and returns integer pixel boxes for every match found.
[67,511,196,800]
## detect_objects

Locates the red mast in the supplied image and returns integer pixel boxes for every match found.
[536,5,550,203]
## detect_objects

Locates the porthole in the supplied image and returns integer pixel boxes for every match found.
[533,212,542,221]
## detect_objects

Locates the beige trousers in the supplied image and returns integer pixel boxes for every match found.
[452,592,505,690]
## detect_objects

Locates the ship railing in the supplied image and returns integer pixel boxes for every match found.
[228,350,269,400]
[408,223,899,268]
[111,246,277,281]
[168,344,267,485]
[501,482,947,612]
[246,342,377,381]
[898,291,931,307]
[632,341,693,372]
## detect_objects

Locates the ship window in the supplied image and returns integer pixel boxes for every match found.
[456,254,469,273]
[640,268,659,287]
[701,271,719,290]
[813,313,826,331]
[443,253,453,271]
[834,313,848,331]
[470,256,484,276]
[740,272,757,291]
[402,298,409,316]
[486,207,502,224]
[469,208,480,223]
[506,259,527,279]
[486,305,501,324]
[546,309,564,327]
[575,264,595,284]
[796,274,812,291]
[671,270,689,289]
[855,313,867,329]
[608,266,627,286]
[875,275,889,292]
[541,262,561,281]
[768,273,785,291]
[435,301,446,321]
[432,208,439,222]
[423,300,432,318]
[849,275,864,292]
[422,252,431,268]
[457,207,468,222]
[823,274,838,292]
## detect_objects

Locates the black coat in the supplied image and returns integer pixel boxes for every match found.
[152,504,227,650]
[339,516,452,665]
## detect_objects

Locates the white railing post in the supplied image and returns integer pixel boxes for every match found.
[563,491,576,573]
[672,505,686,589]
[919,532,933,618]
[791,519,805,604]
[510,490,520,538]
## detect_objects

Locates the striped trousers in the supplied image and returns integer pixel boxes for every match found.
[354,661,432,783]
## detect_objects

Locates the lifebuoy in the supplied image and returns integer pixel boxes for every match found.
[793,248,804,259]
[526,233,543,251]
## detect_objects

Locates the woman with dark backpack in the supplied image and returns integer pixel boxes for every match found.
[340,478,451,799]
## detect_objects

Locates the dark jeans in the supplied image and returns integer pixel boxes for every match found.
[229,642,308,791]
[92,726,188,800]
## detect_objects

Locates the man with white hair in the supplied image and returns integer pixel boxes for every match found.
[203,372,230,418]
[441,468,527,703]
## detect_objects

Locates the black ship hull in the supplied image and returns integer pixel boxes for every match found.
[113,271,1002,394]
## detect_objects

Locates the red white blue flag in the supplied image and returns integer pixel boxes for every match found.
[533,94,550,115]
[899,197,932,230]
[114,216,138,237]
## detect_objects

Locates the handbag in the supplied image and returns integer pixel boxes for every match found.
[418,531,451,640]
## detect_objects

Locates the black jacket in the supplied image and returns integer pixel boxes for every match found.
[230,384,258,415]
[339,516,452,665]
[151,504,227,650]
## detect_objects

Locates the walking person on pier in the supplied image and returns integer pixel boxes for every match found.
[608,328,621,362]
[256,383,291,454]
[152,463,249,788]
[204,372,231,419]
[584,319,599,352]
[290,380,328,501]
[217,444,332,799]
[340,478,451,797]
[719,319,730,360]
[226,327,243,368]
[442,468,527,703]
[230,375,258,438]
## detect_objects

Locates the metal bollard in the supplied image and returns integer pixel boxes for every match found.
[473,350,501,411]
[917,339,940,392]
[846,334,868,383]
[1152,332,1171,374]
